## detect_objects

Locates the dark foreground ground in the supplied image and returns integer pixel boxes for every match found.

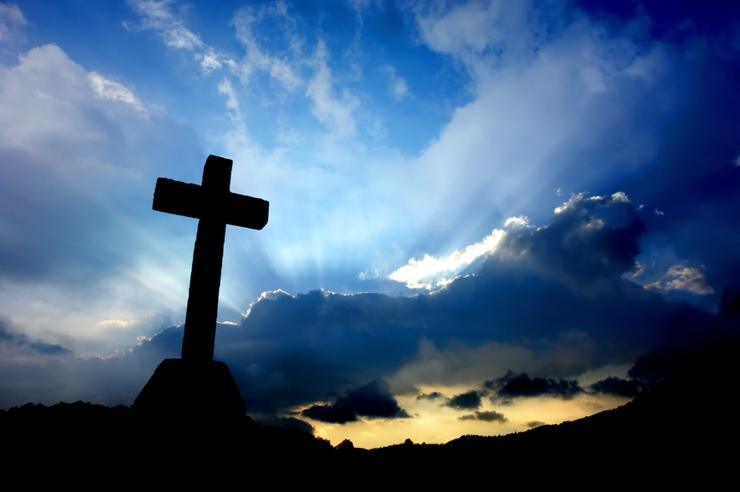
[2,338,738,483]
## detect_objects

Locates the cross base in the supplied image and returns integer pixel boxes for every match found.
[133,359,246,419]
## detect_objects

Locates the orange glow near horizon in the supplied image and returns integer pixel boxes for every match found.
[304,386,629,449]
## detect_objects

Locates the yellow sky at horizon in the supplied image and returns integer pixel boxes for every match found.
[303,386,630,449]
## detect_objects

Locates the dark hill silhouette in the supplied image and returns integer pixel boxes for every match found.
[2,335,738,482]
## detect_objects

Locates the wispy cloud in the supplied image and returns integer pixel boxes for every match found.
[88,72,146,112]
[0,2,25,43]
[232,3,301,90]
[383,65,409,101]
[305,40,359,138]
[128,0,234,73]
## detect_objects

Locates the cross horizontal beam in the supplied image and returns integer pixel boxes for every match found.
[153,178,269,230]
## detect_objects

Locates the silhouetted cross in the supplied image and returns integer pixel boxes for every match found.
[153,155,268,362]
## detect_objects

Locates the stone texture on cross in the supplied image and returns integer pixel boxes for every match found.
[133,155,268,418]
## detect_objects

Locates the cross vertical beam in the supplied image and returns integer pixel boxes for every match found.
[181,157,231,361]
[152,155,268,363]
[137,154,268,416]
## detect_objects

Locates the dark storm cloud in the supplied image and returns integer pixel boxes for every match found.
[578,0,740,42]
[486,372,583,400]
[526,421,546,429]
[301,380,409,424]
[499,193,644,286]
[416,391,445,401]
[0,189,723,413]
[267,416,315,435]
[603,6,740,294]
[549,1,740,299]
[209,192,721,412]
[301,404,356,424]
[626,330,740,387]
[0,320,71,356]
[589,377,643,398]
[459,411,507,423]
[447,390,482,410]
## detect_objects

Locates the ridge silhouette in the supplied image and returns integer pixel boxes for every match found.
[2,333,739,483]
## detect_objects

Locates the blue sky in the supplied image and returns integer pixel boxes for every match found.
[1,1,739,446]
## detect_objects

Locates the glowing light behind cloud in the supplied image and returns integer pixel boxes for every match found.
[388,228,507,290]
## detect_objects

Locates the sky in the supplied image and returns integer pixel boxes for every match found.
[0,0,739,447]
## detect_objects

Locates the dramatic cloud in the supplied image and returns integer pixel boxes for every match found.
[175,194,717,412]
[447,390,482,410]
[118,0,740,307]
[486,372,584,401]
[1,4,737,444]
[589,377,643,398]
[301,380,408,424]
[459,410,507,423]
[405,1,740,300]
[0,189,721,414]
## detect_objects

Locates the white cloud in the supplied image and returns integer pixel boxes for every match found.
[387,215,536,291]
[610,191,631,203]
[199,50,223,72]
[88,72,145,112]
[383,65,409,101]
[0,43,199,352]
[389,227,507,290]
[646,264,715,295]
[305,40,358,137]
[413,0,530,61]
[163,24,202,50]
[504,215,530,228]
[96,318,138,330]
[554,192,629,214]
[130,0,202,50]
[389,190,644,292]
[0,2,25,43]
